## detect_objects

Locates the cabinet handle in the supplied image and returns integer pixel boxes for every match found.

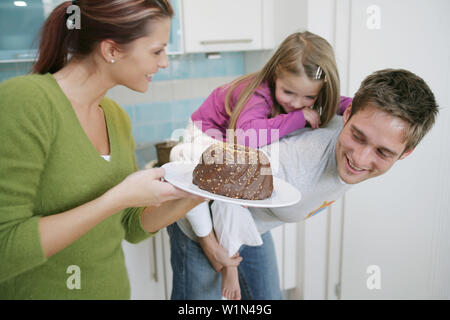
[13,53,36,59]
[151,237,159,282]
[199,39,253,45]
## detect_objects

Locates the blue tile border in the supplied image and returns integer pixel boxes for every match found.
[153,52,245,81]
[0,53,244,83]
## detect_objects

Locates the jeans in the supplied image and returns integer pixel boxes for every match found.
[167,222,283,300]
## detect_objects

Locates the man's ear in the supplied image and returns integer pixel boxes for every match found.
[399,148,414,160]
[343,103,352,124]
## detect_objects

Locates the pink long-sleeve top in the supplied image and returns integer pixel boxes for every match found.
[191,80,352,148]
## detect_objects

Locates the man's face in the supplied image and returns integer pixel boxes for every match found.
[336,104,414,184]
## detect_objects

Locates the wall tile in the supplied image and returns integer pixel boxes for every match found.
[134,124,157,145]
[153,52,245,81]
[154,122,173,141]
[172,98,203,122]
[135,102,173,124]
[0,62,30,82]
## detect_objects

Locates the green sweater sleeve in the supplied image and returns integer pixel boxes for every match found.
[121,206,158,244]
[0,77,52,283]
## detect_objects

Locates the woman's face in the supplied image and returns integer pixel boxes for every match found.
[112,18,171,93]
[274,71,323,113]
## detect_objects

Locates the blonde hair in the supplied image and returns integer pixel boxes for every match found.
[225,31,340,130]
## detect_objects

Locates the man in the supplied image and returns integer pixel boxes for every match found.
[168,69,439,299]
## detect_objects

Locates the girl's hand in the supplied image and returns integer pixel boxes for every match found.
[108,168,198,210]
[302,107,321,129]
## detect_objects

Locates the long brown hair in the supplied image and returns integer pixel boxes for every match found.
[33,0,173,74]
[225,31,340,130]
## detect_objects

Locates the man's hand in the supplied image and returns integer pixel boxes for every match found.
[198,231,242,272]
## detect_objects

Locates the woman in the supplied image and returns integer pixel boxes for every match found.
[0,0,203,299]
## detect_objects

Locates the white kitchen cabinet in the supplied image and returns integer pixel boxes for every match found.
[181,0,268,53]
[336,0,450,300]
[244,0,308,74]
[122,230,171,300]
[272,223,298,290]
[294,0,450,300]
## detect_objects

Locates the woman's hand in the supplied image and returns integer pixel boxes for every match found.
[302,107,321,129]
[38,167,204,258]
[106,167,196,211]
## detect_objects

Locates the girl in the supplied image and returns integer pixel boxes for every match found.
[0,0,204,299]
[169,31,352,300]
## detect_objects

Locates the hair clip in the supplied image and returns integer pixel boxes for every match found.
[314,66,323,80]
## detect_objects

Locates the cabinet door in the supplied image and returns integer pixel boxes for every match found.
[122,234,167,300]
[339,0,450,299]
[268,224,298,291]
[182,0,263,52]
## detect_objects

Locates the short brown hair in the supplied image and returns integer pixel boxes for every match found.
[350,69,439,152]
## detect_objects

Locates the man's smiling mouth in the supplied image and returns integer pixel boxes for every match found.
[346,154,367,172]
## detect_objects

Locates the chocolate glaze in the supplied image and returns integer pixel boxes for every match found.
[192,143,273,200]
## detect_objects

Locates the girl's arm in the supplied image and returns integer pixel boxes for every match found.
[235,104,307,148]
[235,95,354,148]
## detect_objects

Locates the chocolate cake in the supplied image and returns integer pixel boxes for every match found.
[192,143,273,200]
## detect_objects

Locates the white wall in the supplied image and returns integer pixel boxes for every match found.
[339,0,450,299]
[297,0,450,300]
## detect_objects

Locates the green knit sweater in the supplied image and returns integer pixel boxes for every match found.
[0,73,153,299]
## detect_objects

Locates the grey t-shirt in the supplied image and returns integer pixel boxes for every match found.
[176,116,351,240]
[249,116,351,234]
